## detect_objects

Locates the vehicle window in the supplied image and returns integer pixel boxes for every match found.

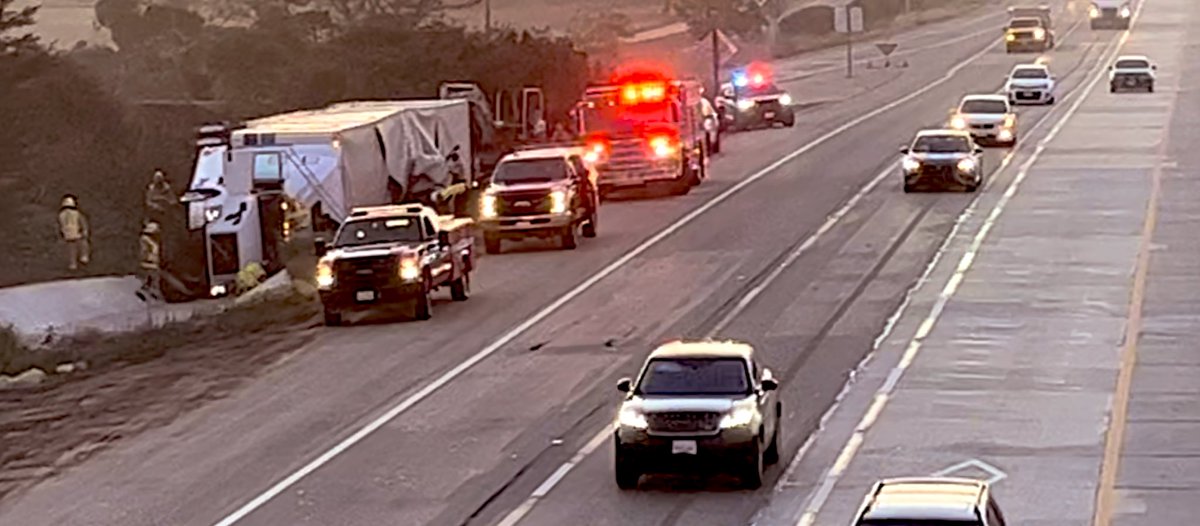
[857,520,981,526]
[1011,68,1048,79]
[1116,59,1150,69]
[492,158,570,184]
[333,217,421,247]
[911,136,971,153]
[1009,18,1041,28]
[638,358,751,396]
[580,99,675,134]
[422,217,435,238]
[960,99,1008,114]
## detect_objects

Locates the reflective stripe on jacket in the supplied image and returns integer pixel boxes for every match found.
[139,235,160,269]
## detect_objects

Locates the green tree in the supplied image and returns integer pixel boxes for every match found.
[672,0,765,39]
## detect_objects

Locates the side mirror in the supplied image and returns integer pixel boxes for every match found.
[1152,65,1158,70]
[975,147,984,154]
[761,378,778,392]
[899,146,909,154]
[314,239,328,256]
[437,230,451,247]
[616,378,632,393]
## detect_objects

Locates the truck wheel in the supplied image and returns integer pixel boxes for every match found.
[560,225,578,250]
[1148,83,1155,93]
[484,233,501,254]
[742,440,765,489]
[413,282,433,321]
[783,114,796,128]
[582,211,598,238]
[1047,95,1056,105]
[903,181,914,193]
[450,273,470,301]
[614,446,640,490]
[323,308,343,327]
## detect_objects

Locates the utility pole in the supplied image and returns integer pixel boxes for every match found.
[485,0,492,35]
[708,3,720,100]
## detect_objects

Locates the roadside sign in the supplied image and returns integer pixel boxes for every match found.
[835,6,864,33]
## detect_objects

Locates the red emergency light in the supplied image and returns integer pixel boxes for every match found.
[621,81,668,104]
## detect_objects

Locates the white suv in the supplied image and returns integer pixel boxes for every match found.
[950,94,1017,147]
[1006,63,1056,105]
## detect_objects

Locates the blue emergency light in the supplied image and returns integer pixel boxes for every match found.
[732,71,749,87]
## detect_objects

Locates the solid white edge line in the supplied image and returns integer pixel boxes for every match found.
[215,17,1008,526]
[490,32,1012,526]
[790,7,1143,524]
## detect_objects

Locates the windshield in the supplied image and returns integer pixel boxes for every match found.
[911,136,971,153]
[1116,59,1150,69]
[581,99,676,134]
[960,100,1008,114]
[334,217,421,247]
[857,520,981,526]
[493,158,570,184]
[736,83,784,97]
[1012,68,1048,79]
[1009,18,1041,28]
[638,358,751,396]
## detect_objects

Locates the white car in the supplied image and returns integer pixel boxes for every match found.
[949,94,1017,146]
[1109,55,1157,93]
[1006,64,1056,105]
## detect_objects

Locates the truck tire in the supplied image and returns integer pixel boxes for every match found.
[614,446,640,490]
[742,440,765,489]
[560,225,578,250]
[1148,83,1155,93]
[484,233,501,254]
[323,308,343,327]
[582,211,598,238]
[782,113,796,128]
[450,273,470,301]
[413,281,433,320]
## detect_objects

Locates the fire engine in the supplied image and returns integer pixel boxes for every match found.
[574,73,709,197]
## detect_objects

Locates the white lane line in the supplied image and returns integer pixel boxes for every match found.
[215,21,1007,526]
[491,34,1010,526]
[791,10,1140,525]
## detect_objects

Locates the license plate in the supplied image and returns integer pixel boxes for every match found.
[355,290,376,302]
[672,440,698,455]
[764,111,776,119]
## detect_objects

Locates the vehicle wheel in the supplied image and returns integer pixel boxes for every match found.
[1047,96,1056,105]
[450,272,470,301]
[1110,84,1117,93]
[413,281,433,321]
[764,405,782,465]
[581,211,598,238]
[742,440,765,489]
[711,134,722,154]
[323,308,342,327]
[615,446,640,490]
[560,225,578,250]
[484,233,501,254]
[903,180,914,193]
[1148,84,1155,93]
[783,115,796,128]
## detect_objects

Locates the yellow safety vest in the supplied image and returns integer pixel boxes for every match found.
[59,209,87,241]
[139,235,160,269]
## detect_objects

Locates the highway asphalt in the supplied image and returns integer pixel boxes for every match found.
[0,1,1162,525]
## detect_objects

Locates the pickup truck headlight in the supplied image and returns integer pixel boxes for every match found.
[779,93,793,106]
[736,99,755,111]
[1033,28,1046,40]
[1120,5,1131,17]
[902,157,922,172]
[480,194,498,218]
[719,407,755,428]
[1089,4,1101,18]
[316,261,334,289]
[950,116,967,130]
[1005,33,1016,42]
[957,158,977,173]
[398,257,421,281]
[550,190,568,214]
[618,407,649,429]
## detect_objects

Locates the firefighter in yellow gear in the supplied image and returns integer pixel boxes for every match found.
[144,170,176,222]
[235,262,267,295]
[58,195,90,271]
[138,222,162,301]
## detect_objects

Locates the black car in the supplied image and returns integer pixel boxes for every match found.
[613,341,782,489]
[900,130,985,193]
[716,81,796,130]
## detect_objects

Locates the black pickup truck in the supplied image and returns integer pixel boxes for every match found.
[315,204,475,325]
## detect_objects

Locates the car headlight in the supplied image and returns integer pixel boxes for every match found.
[316,261,334,289]
[1089,4,1101,18]
[618,407,648,429]
[398,257,421,281]
[549,190,568,214]
[481,194,498,218]
[736,99,755,111]
[719,407,755,428]
[951,116,967,129]
[902,157,922,172]
[1033,28,1046,40]
[1006,33,1016,42]
[998,128,1014,140]
[1120,5,1131,17]
[956,158,977,172]
[779,93,793,106]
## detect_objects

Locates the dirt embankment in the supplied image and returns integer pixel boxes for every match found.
[0,295,321,503]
